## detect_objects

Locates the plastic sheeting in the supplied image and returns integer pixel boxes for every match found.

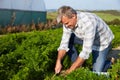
[0,0,46,11]
[0,0,46,26]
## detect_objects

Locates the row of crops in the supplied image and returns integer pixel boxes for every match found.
[0,25,120,80]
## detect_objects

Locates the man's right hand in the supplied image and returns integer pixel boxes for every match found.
[55,60,62,74]
[55,50,66,74]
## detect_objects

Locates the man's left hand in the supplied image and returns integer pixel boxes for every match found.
[60,69,72,76]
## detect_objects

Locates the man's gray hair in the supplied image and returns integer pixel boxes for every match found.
[57,6,77,23]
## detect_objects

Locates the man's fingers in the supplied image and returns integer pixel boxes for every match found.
[60,70,68,76]
[55,68,61,74]
[55,61,62,74]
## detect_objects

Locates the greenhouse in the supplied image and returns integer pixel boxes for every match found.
[0,0,46,26]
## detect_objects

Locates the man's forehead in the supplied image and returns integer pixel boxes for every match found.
[62,16,69,20]
[61,16,69,22]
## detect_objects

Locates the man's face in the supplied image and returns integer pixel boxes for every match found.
[61,14,77,29]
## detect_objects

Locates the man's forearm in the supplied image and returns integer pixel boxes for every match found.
[57,50,66,61]
[69,57,85,71]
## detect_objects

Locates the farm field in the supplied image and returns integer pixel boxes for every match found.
[47,10,120,21]
[95,12,120,21]
[93,10,120,21]
[0,10,120,80]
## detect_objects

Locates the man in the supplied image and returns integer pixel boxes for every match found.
[55,6,114,74]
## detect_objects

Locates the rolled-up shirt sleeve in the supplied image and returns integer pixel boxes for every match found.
[57,25,72,52]
[79,19,96,59]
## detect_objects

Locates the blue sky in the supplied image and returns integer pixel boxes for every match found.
[44,0,120,10]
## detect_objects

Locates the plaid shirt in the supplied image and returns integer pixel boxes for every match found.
[58,12,114,59]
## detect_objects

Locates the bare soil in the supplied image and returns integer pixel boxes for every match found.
[107,46,120,60]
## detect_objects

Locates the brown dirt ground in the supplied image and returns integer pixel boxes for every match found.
[107,46,120,60]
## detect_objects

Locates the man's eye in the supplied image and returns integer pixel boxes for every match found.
[65,23,68,25]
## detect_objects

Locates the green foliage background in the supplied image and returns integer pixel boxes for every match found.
[0,25,120,80]
[0,29,62,80]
